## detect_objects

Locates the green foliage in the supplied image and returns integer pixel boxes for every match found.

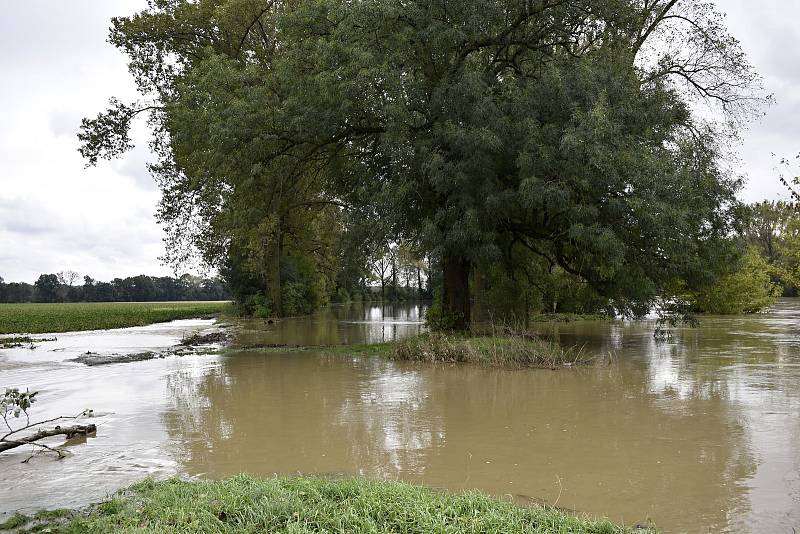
[1,388,38,422]
[12,475,647,533]
[1,273,230,304]
[740,201,800,293]
[80,0,765,327]
[693,249,781,315]
[775,211,800,290]
[0,302,231,335]
[33,274,60,303]
[424,290,464,332]
[281,282,311,317]
[332,287,351,304]
[239,293,272,319]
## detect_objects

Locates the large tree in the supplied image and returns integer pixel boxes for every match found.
[81,0,765,328]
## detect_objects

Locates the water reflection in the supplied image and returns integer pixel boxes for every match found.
[2,301,800,532]
[235,303,425,346]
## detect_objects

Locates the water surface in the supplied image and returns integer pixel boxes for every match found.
[1,301,799,533]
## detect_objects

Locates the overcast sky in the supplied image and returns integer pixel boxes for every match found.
[1,1,799,283]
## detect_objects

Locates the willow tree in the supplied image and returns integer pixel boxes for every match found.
[82,0,765,328]
[274,0,764,328]
[80,0,348,316]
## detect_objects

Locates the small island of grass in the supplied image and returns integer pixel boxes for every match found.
[237,331,590,370]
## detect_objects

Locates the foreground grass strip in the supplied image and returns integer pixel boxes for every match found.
[4,476,652,533]
[0,302,232,335]
[392,333,588,369]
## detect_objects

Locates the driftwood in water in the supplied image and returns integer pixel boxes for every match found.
[0,424,97,453]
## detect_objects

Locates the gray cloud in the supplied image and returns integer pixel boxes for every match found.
[48,110,84,138]
[714,0,800,202]
[0,198,61,236]
[113,142,158,190]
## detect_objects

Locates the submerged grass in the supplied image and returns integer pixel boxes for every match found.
[0,476,652,533]
[528,313,611,323]
[0,301,233,335]
[392,332,588,369]
[229,341,395,357]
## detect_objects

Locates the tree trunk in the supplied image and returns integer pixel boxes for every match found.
[472,266,486,325]
[0,424,97,453]
[442,254,471,331]
[391,258,397,301]
[268,220,283,317]
[416,267,422,299]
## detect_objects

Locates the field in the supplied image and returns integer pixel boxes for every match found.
[0,302,232,335]
[0,475,650,533]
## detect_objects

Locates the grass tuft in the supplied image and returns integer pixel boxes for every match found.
[4,476,654,533]
[392,333,588,369]
[0,514,28,530]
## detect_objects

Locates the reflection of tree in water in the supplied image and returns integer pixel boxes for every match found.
[544,309,800,529]
[645,308,800,532]
[161,349,761,532]
[162,353,444,479]
[233,303,425,346]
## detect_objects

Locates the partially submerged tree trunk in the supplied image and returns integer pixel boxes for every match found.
[472,266,486,325]
[391,255,397,301]
[442,254,471,331]
[0,424,97,454]
[267,220,283,317]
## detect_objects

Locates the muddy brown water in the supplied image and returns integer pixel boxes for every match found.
[1,301,799,533]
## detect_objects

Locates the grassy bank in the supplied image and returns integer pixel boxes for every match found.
[0,302,232,335]
[0,476,651,533]
[391,333,588,369]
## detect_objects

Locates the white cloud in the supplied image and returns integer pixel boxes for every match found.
[0,0,166,283]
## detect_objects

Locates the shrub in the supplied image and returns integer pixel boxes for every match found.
[693,248,781,314]
[333,287,351,303]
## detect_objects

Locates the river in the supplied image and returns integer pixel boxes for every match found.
[0,301,798,533]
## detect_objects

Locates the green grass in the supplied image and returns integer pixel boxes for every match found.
[0,513,28,530]
[392,333,588,369]
[0,302,232,335]
[0,476,652,533]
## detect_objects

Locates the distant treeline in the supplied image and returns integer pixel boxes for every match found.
[0,272,230,303]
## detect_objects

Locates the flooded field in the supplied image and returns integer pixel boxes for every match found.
[1,302,799,533]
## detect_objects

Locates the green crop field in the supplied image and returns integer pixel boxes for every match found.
[0,301,232,335]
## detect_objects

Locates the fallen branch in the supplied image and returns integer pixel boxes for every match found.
[2,389,96,460]
[0,424,97,454]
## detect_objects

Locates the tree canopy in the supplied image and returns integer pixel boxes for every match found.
[81,0,767,328]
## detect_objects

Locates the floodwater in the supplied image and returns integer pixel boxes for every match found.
[1,302,799,533]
